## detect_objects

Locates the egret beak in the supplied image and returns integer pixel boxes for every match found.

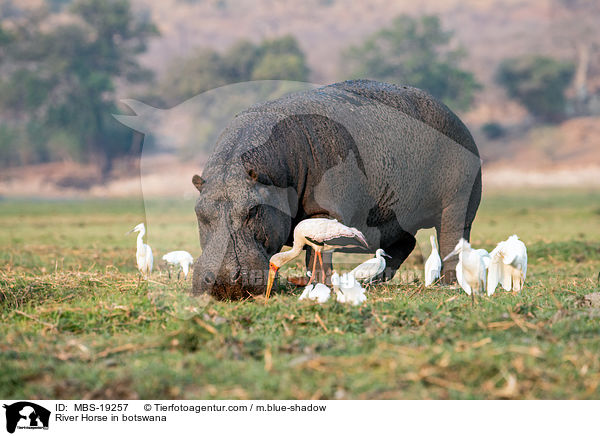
[443,249,459,262]
[125,229,134,235]
[265,263,279,301]
[382,251,392,258]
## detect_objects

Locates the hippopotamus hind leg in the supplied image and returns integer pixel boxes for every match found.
[439,168,482,284]
[438,195,479,283]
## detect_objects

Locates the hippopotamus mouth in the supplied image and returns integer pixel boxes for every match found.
[192,253,272,300]
[202,283,258,300]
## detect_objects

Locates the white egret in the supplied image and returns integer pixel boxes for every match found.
[424,235,442,286]
[350,248,391,283]
[266,218,368,300]
[331,272,367,306]
[455,258,466,290]
[298,283,332,304]
[456,249,490,290]
[444,238,486,304]
[127,223,153,280]
[487,235,527,295]
[475,249,492,270]
[162,250,194,279]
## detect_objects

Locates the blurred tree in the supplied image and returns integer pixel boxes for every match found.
[496,55,575,122]
[159,35,309,104]
[222,40,261,82]
[251,35,309,81]
[481,122,506,140]
[549,0,600,115]
[251,53,308,81]
[160,48,228,104]
[0,0,158,175]
[47,0,74,12]
[342,14,480,111]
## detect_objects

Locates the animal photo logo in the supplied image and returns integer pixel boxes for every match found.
[2,402,50,434]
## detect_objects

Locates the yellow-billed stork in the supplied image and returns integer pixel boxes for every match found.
[265,218,368,300]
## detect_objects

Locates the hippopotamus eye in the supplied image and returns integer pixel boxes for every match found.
[199,216,211,226]
[196,209,211,226]
[246,168,272,186]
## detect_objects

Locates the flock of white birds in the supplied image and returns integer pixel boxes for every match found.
[127,223,194,281]
[265,218,528,305]
[128,218,527,305]
[425,233,528,303]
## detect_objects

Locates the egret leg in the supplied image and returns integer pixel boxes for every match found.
[514,271,523,292]
[307,251,318,286]
[168,266,171,280]
[178,269,181,281]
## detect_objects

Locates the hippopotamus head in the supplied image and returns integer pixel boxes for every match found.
[191,154,297,300]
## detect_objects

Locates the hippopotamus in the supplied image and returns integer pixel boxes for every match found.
[192,79,482,300]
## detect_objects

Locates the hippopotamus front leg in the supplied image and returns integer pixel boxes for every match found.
[380,231,416,281]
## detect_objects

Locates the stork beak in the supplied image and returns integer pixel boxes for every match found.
[265,263,279,301]
[443,249,459,262]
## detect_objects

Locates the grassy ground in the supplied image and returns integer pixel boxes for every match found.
[1,189,600,399]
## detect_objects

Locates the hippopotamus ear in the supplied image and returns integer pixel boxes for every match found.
[192,174,205,192]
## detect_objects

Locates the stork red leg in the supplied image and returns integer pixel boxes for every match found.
[317,250,325,282]
[307,251,318,286]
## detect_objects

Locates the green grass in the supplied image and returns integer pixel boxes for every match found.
[1,189,600,399]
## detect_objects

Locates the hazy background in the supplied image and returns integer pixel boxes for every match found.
[1,0,599,198]
[2,1,600,401]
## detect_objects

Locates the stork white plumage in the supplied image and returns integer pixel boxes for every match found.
[350,248,391,283]
[127,223,153,280]
[298,283,332,304]
[444,238,486,304]
[331,272,367,305]
[487,235,527,295]
[424,235,442,286]
[162,250,194,279]
[265,218,368,300]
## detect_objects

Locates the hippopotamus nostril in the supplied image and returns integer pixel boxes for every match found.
[203,272,215,284]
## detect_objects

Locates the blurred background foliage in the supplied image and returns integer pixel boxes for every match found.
[343,15,481,112]
[0,0,598,181]
[0,0,157,175]
[496,56,575,123]
[155,35,309,106]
